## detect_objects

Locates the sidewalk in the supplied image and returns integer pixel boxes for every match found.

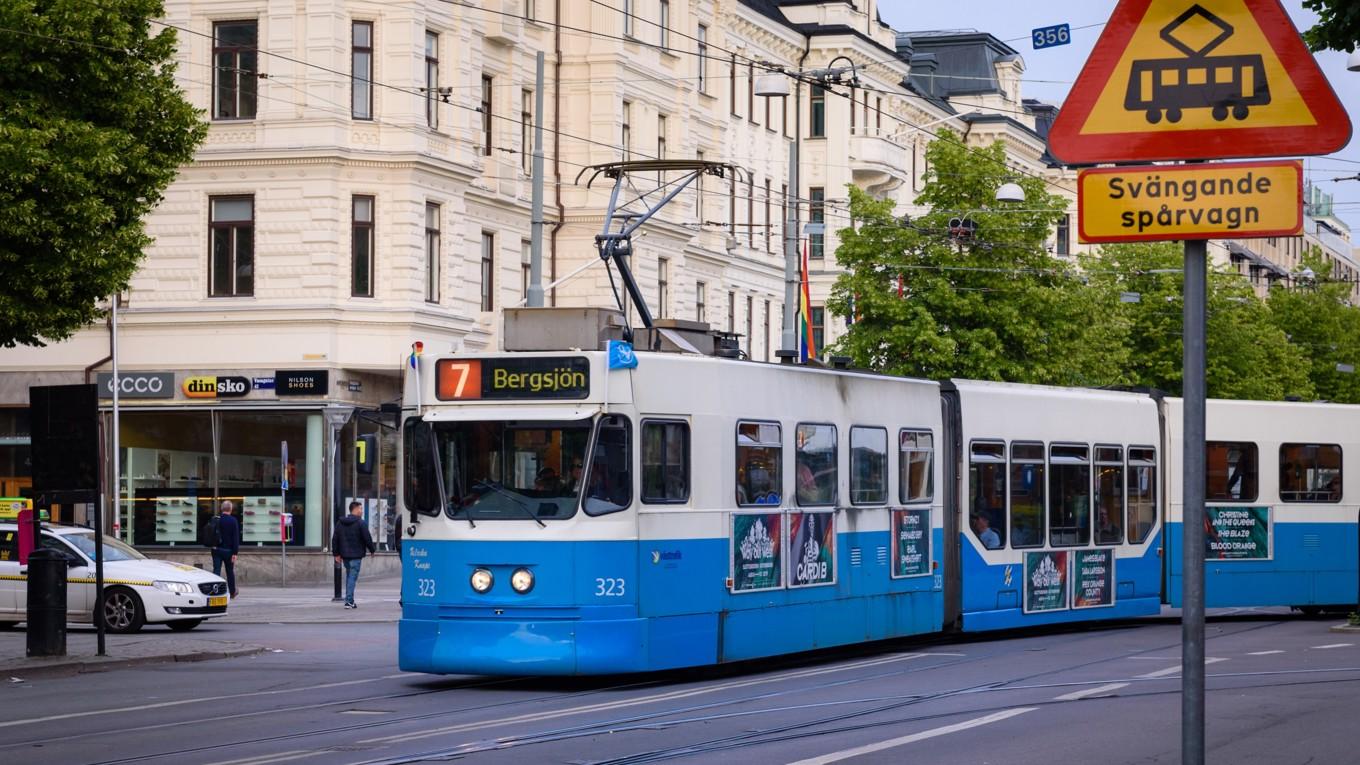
[0,575,401,679]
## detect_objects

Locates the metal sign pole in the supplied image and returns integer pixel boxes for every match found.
[280,440,288,587]
[1182,239,1207,765]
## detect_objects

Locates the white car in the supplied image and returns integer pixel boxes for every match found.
[0,523,230,633]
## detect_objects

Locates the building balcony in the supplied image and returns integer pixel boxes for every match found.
[849,128,910,194]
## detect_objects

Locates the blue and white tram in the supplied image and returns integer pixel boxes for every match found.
[397,350,945,675]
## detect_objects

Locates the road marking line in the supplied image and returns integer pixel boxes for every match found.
[1054,682,1130,701]
[1248,650,1285,656]
[1137,657,1226,679]
[362,652,932,744]
[1129,656,1180,660]
[786,707,1038,765]
[0,673,413,729]
[200,751,319,765]
[1313,643,1353,649]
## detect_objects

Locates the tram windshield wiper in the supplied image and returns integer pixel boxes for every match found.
[471,479,547,528]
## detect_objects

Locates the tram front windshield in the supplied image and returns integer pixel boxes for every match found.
[416,419,593,520]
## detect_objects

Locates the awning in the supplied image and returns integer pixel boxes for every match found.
[423,405,601,423]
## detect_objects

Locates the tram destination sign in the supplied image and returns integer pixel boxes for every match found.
[1078,160,1302,243]
[1205,505,1271,560]
[435,357,590,401]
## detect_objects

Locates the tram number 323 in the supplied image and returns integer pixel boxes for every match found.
[417,578,436,597]
[594,578,626,597]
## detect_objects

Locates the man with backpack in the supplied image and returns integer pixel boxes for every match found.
[209,500,241,598]
[332,501,376,609]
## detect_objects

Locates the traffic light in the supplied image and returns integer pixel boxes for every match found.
[355,434,378,475]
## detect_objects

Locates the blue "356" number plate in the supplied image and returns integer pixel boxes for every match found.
[1032,24,1070,50]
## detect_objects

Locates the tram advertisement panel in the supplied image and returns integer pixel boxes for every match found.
[1024,550,1070,613]
[891,508,931,578]
[731,513,782,592]
[788,511,836,588]
[1205,506,1271,560]
[1073,549,1115,609]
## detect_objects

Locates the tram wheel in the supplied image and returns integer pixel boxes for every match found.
[1212,104,1229,121]
[1145,109,1162,124]
[1166,107,1183,123]
[1232,104,1249,120]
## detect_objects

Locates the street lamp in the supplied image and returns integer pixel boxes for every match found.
[756,56,859,359]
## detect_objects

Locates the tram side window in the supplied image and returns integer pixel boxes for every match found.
[583,415,632,515]
[1206,441,1258,501]
[641,420,690,504]
[1050,444,1091,547]
[1279,443,1341,503]
[1095,446,1124,545]
[1010,442,1045,548]
[970,442,1006,548]
[1128,447,1157,544]
[796,423,837,506]
[737,421,782,506]
[849,426,887,505]
[900,430,934,503]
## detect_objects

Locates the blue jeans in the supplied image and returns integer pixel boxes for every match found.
[212,549,237,596]
[343,558,362,604]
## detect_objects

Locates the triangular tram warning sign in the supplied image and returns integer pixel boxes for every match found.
[1048,0,1351,164]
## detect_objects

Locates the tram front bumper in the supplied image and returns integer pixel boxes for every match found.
[399,608,649,676]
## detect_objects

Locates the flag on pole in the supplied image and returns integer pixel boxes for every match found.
[798,241,816,362]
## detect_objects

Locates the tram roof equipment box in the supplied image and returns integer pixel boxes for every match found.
[503,308,718,356]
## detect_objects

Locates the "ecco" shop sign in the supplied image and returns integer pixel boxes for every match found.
[96,372,175,399]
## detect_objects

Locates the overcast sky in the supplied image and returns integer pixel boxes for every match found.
[878,0,1360,234]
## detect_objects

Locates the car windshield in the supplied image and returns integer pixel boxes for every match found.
[414,419,593,521]
[61,531,146,562]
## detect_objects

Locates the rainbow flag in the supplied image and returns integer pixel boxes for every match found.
[798,241,816,362]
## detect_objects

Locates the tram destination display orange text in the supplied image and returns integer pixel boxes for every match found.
[1078,160,1302,243]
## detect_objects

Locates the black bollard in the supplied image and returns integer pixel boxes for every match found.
[26,548,68,657]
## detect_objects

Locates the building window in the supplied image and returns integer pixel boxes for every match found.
[875,96,882,130]
[480,232,496,311]
[1056,214,1071,256]
[696,25,708,93]
[764,179,772,252]
[850,90,856,133]
[745,295,753,355]
[696,149,705,222]
[727,290,735,333]
[763,299,770,361]
[213,21,258,120]
[657,114,666,160]
[622,0,633,36]
[658,257,669,318]
[729,176,736,235]
[352,22,373,120]
[810,306,825,354]
[424,203,440,302]
[809,187,825,259]
[520,239,532,300]
[481,75,493,155]
[729,54,739,118]
[209,196,254,297]
[780,183,787,247]
[783,96,791,138]
[424,32,439,129]
[621,100,631,160]
[748,63,756,124]
[658,0,669,48]
[521,89,533,173]
[696,281,706,323]
[642,420,689,503]
[765,84,772,127]
[810,85,825,137]
[524,0,534,19]
[351,195,374,297]
[747,180,755,248]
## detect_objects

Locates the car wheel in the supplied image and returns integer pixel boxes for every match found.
[166,619,202,632]
[101,588,146,634]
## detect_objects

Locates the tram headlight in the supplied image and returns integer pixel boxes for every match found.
[510,567,535,594]
[470,568,494,593]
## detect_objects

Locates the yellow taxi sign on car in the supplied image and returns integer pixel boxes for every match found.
[0,498,36,520]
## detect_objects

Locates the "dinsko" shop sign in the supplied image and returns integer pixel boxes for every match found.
[181,376,251,398]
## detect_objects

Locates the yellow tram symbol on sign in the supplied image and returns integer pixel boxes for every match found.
[1048,0,1350,164]
[1126,5,1267,125]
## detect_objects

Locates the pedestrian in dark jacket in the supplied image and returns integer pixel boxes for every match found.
[332,501,377,608]
[212,500,242,598]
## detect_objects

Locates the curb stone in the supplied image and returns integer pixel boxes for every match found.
[1,644,266,680]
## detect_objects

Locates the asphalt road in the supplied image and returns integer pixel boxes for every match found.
[1,613,1356,765]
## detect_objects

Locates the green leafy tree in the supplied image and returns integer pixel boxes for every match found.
[1267,252,1360,403]
[829,132,1126,386]
[1302,0,1360,53]
[0,0,205,347]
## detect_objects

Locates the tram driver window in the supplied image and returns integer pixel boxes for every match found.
[736,421,782,506]
[1128,447,1157,544]
[1010,442,1045,548]
[642,420,690,504]
[969,442,1006,548]
[849,426,887,505]
[583,415,632,515]
[796,423,837,506]
[1095,446,1124,545]
[1049,444,1091,547]
[1206,441,1258,502]
[1279,443,1341,503]
[900,430,934,503]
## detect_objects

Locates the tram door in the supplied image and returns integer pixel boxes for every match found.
[940,391,963,630]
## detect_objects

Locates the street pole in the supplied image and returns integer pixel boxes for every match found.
[781,80,801,356]
[1182,238,1207,765]
[528,51,547,308]
[100,296,115,656]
